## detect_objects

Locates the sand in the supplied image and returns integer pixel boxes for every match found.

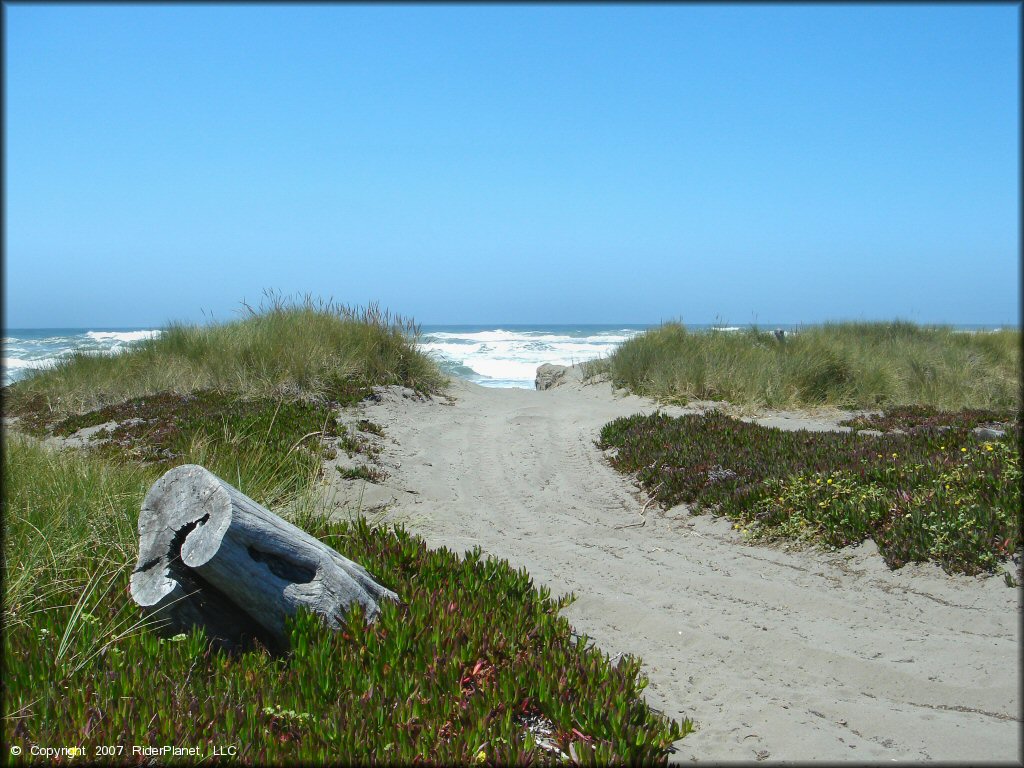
[325,369,1021,763]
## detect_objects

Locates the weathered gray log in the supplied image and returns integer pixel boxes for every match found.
[130,464,398,653]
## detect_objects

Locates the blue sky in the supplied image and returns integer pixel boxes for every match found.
[4,4,1019,327]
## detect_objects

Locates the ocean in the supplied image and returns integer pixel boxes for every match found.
[2,328,162,388]
[419,325,655,387]
[2,323,1016,390]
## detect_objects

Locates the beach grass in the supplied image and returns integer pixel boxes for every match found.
[2,291,447,420]
[595,321,1020,411]
[2,297,690,763]
[40,389,342,509]
[598,408,1020,576]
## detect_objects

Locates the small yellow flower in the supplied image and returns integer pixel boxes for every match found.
[940,445,945,450]
[892,453,898,458]
[961,447,967,452]
[986,444,993,451]
[827,479,833,485]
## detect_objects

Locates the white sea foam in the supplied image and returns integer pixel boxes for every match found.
[420,342,486,357]
[462,357,556,382]
[1,356,61,386]
[2,328,164,386]
[86,330,161,343]
[420,326,646,389]
[2,357,49,370]
[427,330,636,345]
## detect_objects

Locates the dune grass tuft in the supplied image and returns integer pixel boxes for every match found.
[601,321,1020,411]
[3,291,446,419]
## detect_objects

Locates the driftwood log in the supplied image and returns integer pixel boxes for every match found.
[130,464,398,653]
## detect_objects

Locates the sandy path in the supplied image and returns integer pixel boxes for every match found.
[326,375,1020,763]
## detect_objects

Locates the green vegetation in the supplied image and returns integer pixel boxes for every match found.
[337,423,382,459]
[4,437,688,763]
[356,418,386,436]
[3,297,689,763]
[838,404,1013,433]
[598,408,1020,575]
[596,321,1021,576]
[2,291,447,419]
[337,464,388,483]
[13,390,342,508]
[595,321,1020,411]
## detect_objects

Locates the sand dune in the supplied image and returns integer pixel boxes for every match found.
[325,371,1020,763]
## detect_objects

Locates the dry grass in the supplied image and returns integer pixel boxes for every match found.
[3,291,446,418]
[600,321,1020,411]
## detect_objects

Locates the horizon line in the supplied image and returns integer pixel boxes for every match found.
[4,320,1021,331]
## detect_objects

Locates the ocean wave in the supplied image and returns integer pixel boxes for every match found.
[3,328,164,387]
[86,330,161,343]
[424,330,637,345]
[418,328,640,388]
[465,358,555,382]
[2,357,53,370]
[419,341,485,356]
[6,334,84,347]
[2,357,61,386]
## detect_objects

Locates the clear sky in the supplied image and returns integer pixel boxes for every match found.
[4,3,1019,328]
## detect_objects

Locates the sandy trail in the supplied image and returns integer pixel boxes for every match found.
[325,374,1020,763]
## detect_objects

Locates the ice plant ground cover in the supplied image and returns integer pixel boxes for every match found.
[3,438,687,763]
[598,407,1020,576]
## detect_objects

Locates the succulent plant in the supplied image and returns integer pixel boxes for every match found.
[599,409,1019,575]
